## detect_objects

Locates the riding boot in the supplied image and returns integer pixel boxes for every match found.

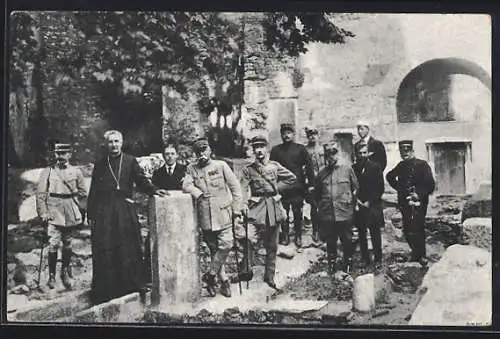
[294,224,303,248]
[47,251,57,289]
[219,280,232,298]
[61,249,73,290]
[279,222,290,246]
[202,273,217,297]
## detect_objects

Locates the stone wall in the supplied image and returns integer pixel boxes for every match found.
[241,13,491,193]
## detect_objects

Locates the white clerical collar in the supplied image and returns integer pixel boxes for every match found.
[361,135,371,144]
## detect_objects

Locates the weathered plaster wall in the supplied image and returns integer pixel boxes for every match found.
[246,13,491,193]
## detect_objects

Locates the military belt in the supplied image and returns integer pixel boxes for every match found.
[49,193,76,198]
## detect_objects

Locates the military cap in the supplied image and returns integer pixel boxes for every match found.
[323,141,339,155]
[398,140,414,150]
[356,120,370,128]
[305,127,319,137]
[53,143,72,153]
[280,123,294,132]
[250,134,269,147]
[193,138,210,152]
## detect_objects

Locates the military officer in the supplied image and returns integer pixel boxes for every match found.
[314,142,359,274]
[237,134,297,290]
[304,127,325,243]
[36,143,87,290]
[182,138,243,298]
[386,140,435,267]
[270,123,314,249]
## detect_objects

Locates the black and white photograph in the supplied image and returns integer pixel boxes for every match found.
[5,11,492,327]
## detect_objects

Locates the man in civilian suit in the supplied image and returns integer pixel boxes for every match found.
[152,143,187,190]
[145,143,187,286]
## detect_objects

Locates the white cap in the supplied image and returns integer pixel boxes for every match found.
[356,120,370,128]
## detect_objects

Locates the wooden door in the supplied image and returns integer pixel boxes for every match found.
[433,142,466,194]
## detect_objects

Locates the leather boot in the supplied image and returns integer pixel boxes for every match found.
[219,280,232,298]
[47,251,57,289]
[202,273,217,297]
[61,249,73,290]
[279,222,290,246]
[294,224,303,248]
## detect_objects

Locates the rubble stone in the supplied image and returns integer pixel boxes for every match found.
[386,262,428,293]
[461,181,492,222]
[277,245,296,259]
[461,218,491,252]
[409,244,491,326]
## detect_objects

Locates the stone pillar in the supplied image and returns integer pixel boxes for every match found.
[148,193,200,306]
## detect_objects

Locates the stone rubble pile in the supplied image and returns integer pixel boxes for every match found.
[461,218,492,252]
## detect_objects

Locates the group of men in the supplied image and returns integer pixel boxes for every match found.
[35,119,435,302]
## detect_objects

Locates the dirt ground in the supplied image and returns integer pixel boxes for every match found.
[7,183,467,324]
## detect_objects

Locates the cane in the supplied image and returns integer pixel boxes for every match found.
[231,214,243,295]
[243,211,250,290]
[36,220,48,291]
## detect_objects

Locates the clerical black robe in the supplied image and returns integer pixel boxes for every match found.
[87,152,157,304]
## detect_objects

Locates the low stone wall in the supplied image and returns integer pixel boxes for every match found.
[409,244,491,326]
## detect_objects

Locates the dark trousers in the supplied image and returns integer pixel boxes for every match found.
[282,199,304,237]
[309,199,320,238]
[355,204,383,263]
[321,219,353,266]
[400,203,428,260]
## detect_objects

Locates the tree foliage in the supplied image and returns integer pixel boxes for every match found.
[9,11,354,163]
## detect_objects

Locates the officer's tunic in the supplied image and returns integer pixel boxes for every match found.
[240,159,297,227]
[87,152,158,304]
[315,164,359,262]
[270,142,315,201]
[238,158,296,280]
[36,164,87,251]
[183,159,243,231]
[386,157,435,259]
[36,164,87,227]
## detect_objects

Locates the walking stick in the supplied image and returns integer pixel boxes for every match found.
[36,220,48,290]
[243,210,250,290]
[231,214,243,295]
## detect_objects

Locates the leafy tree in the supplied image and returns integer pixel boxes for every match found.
[9,11,354,163]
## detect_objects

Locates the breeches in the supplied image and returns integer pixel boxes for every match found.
[234,215,280,281]
[202,227,233,279]
[47,224,76,252]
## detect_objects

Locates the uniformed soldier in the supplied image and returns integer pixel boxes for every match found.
[36,143,87,290]
[304,127,325,244]
[182,138,243,298]
[237,134,297,289]
[386,140,435,267]
[270,123,315,249]
[314,142,359,275]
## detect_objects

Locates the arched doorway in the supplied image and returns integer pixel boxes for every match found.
[395,58,491,195]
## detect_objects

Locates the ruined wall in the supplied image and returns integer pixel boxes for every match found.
[247,14,491,192]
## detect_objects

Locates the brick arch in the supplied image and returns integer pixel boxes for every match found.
[396,58,491,123]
